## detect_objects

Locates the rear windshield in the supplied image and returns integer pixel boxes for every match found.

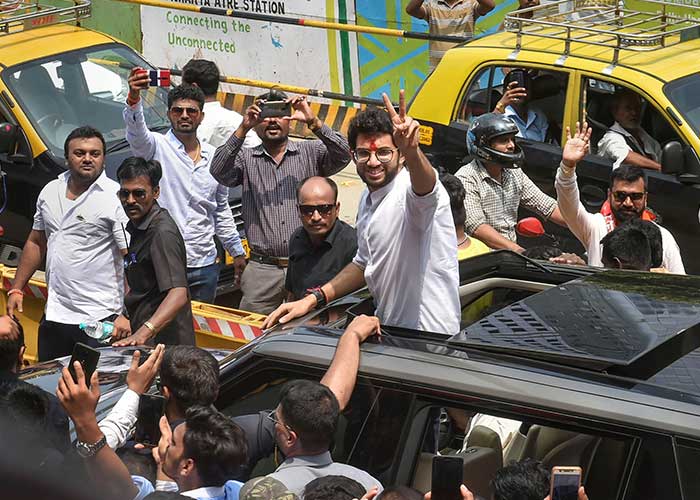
[665,73,700,138]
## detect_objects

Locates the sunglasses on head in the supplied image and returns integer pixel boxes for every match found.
[612,191,645,203]
[117,188,148,201]
[170,106,200,115]
[298,204,335,217]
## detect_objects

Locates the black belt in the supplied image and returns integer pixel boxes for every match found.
[249,252,289,268]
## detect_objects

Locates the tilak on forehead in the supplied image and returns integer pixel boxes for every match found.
[369,139,378,151]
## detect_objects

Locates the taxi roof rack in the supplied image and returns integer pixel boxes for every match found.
[0,0,91,35]
[504,0,700,66]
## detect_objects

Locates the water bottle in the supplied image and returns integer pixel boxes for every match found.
[79,321,114,343]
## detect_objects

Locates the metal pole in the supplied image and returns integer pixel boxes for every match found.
[115,0,470,43]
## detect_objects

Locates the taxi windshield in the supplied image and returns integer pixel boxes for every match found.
[665,73,700,138]
[3,43,169,157]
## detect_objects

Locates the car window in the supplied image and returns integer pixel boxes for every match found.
[626,434,681,500]
[664,73,700,139]
[674,438,700,500]
[455,65,569,145]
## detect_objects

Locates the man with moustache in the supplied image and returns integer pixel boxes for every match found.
[7,126,130,360]
[124,69,246,302]
[556,122,684,273]
[263,91,460,335]
[210,89,351,314]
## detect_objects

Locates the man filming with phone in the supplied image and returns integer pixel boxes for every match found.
[210,89,351,314]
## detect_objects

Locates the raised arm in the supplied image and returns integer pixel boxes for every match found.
[406,0,428,19]
[210,103,261,186]
[123,67,159,160]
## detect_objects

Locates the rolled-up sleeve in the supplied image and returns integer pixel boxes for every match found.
[123,101,157,160]
[214,184,245,257]
[210,134,246,187]
[519,171,557,219]
[311,124,352,177]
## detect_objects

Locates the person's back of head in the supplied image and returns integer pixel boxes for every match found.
[492,459,550,500]
[160,346,219,413]
[304,475,365,500]
[240,476,299,500]
[623,219,662,268]
[279,379,339,453]
[0,319,24,374]
[181,59,220,97]
[183,405,248,487]
[601,224,652,271]
[377,486,424,500]
[439,172,467,231]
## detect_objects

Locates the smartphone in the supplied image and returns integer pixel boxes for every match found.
[431,456,463,500]
[259,99,291,119]
[148,69,171,87]
[550,466,582,500]
[134,394,166,446]
[68,343,100,388]
[511,69,528,89]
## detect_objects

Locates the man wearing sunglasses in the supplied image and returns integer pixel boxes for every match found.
[285,177,357,301]
[124,69,247,303]
[555,122,684,273]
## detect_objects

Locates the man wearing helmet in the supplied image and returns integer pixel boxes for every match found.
[455,113,567,252]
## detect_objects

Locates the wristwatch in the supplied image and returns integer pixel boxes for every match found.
[75,434,107,458]
[307,287,327,310]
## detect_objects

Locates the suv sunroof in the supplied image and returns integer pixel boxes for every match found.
[449,271,700,378]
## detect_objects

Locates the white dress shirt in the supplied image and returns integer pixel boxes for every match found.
[353,168,460,335]
[33,171,128,324]
[99,388,140,449]
[597,121,662,170]
[198,101,261,149]
[555,163,685,273]
[124,101,245,267]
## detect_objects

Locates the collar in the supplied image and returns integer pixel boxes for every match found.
[367,167,406,206]
[58,170,111,193]
[436,0,469,7]
[252,139,300,158]
[297,220,343,251]
[165,130,214,160]
[181,486,225,499]
[505,105,537,128]
[474,159,510,184]
[128,202,163,232]
[278,451,333,469]
[610,121,634,138]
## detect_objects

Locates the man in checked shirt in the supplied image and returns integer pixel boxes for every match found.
[455,113,567,252]
[210,90,351,314]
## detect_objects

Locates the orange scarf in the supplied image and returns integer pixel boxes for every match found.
[600,200,656,232]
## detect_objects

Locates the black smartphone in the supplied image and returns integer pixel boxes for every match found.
[511,69,528,89]
[431,456,463,500]
[259,99,291,119]
[134,394,166,447]
[550,466,582,500]
[68,343,100,388]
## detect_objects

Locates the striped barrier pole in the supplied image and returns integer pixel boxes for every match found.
[115,0,471,43]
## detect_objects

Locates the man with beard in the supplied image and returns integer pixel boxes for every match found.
[556,122,684,273]
[598,88,662,171]
[124,70,246,303]
[210,89,351,314]
[7,126,130,360]
[263,91,460,335]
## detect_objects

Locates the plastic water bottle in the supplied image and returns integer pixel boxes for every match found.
[79,321,114,343]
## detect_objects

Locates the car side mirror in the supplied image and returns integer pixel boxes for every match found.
[0,122,16,155]
[516,217,546,238]
[662,141,684,175]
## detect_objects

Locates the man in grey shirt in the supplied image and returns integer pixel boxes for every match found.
[266,379,382,497]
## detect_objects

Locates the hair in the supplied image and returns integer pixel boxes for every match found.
[492,459,550,500]
[278,379,339,451]
[181,59,220,97]
[296,176,339,204]
[182,405,248,487]
[376,486,424,500]
[167,84,205,110]
[116,157,163,188]
[0,319,24,372]
[601,224,652,271]
[610,164,647,190]
[611,87,640,110]
[63,126,106,159]
[439,172,467,230]
[347,107,395,150]
[522,245,563,260]
[623,219,662,268]
[303,476,366,500]
[160,346,219,411]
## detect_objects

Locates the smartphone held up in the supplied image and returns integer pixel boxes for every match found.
[550,466,582,500]
[68,342,101,388]
[431,456,463,500]
[134,393,166,447]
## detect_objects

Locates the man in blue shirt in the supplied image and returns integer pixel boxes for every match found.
[493,69,549,143]
[124,68,247,303]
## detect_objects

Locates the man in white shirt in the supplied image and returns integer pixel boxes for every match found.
[555,122,685,273]
[263,91,460,335]
[6,126,129,360]
[124,69,247,302]
[181,59,261,149]
[597,89,663,171]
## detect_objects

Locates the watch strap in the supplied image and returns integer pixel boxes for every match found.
[76,434,107,458]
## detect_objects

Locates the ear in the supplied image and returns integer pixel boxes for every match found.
[17,345,26,370]
[153,186,160,200]
[181,458,196,478]
[162,385,171,400]
[335,202,340,212]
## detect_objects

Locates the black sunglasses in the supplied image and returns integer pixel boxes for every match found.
[298,204,335,217]
[118,189,148,201]
[612,191,645,203]
[170,106,201,115]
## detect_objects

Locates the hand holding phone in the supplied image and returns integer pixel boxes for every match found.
[134,394,166,447]
[68,343,100,389]
[550,466,582,500]
[431,456,464,500]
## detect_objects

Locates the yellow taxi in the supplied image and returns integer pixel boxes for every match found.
[409,0,700,272]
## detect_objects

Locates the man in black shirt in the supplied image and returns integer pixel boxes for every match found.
[285,177,357,301]
[113,158,195,346]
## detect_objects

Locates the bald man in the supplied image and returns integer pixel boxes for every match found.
[285,177,358,301]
